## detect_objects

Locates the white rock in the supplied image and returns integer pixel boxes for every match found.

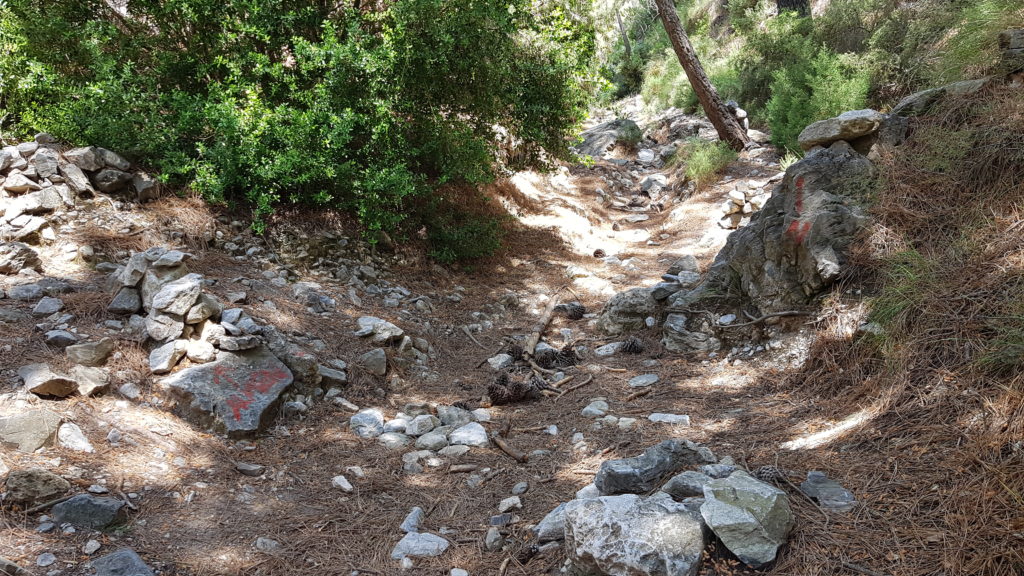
[449,422,488,447]
[390,532,450,559]
[649,413,691,425]
[332,475,353,492]
[498,496,522,513]
[57,422,95,453]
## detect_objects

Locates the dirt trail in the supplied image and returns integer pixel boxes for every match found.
[1,110,870,576]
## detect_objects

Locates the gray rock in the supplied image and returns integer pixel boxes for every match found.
[119,253,149,287]
[8,283,43,300]
[140,264,188,310]
[628,373,659,388]
[186,339,217,363]
[52,494,126,529]
[32,147,60,178]
[573,118,642,157]
[486,353,513,371]
[406,415,439,437]
[484,526,503,551]
[595,439,716,495]
[2,172,41,194]
[4,468,70,502]
[800,471,856,512]
[72,365,109,396]
[449,422,488,447]
[149,340,187,374]
[59,162,94,195]
[57,422,94,453]
[596,287,658,335]
[581,399,608,418]
[158,347,294,437]
[893,78,992,117]
[95,147,130,171]
[798,109,883,150]
[378,432,412,449]
[357,348,387,377]
[662,314,721,353]
[31,296,62,317]
[146,312,185,342]
[43,329,78,347]
[705,140,874,313]
[63,147,103,171]
[184,293,222,324]
[132,173,159,202]
[350,408,385,438]
[292,282,336,313]
[19,363,78,397]
[390,532,450,559]
[535,503,567,542]
[437,405,474,427]
[218,335,261,351]
[318,366,347,387]
[415,430,449,451]
[564,493,705,576]
[651,282,682,301]
[0,408,61,452]
[66,337,115,366]
[701,471,794,568]
[91,168,132,193]
[0,242,41,274]
[662,471,713,500]
[353,316,404,345]
[151,273,203,316]
[700,464,736,478]
[400,507,425,533]
[90,549,154,576]
[108,287,142,315]
[594,342,623,356]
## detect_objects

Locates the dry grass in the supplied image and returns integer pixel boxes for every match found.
[148,196,219,251]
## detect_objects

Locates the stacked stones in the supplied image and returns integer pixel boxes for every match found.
[532,439,796,576]
[718,180,771,230]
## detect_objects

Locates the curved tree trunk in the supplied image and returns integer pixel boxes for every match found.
[653,0,750,151]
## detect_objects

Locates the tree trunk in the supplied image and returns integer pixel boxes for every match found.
[653,0,750,151]
[776,0,810,17]
[616,9,632,61]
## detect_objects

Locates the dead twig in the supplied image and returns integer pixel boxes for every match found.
[490,433,529,463]
[556,375,595,400]
[462,325,487,349]
[25,495,74,515]
[625,388,651,401]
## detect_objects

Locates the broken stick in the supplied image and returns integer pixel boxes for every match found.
[490,433,529,463]
[556,374,594,400]
[524,288,564,357]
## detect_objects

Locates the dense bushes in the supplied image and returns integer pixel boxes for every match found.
[0,0,592,253]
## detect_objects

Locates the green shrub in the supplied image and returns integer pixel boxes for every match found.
[0,0,591,240]
[682,137,736,189]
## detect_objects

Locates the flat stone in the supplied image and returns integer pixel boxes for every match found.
[8,283,43,301]
[66,337,115,367]
[581,399,608,418]
[2,172,41,194]
[149,340,187,374]
[19,363,78,397]
[390,532,449,559]
[57,423,94,453]
[158,347,294,438]
[30,297,63,318]
[564,493,705,576]
[449,422,488,447]
[107,287,141,314]
[400,507,425,533]
[235,462,265,477]
[628,373,659,388]
[152,273,203,316]
[436,405,474,427]
[357,348,387,377]
[4,468,70,502]
[353,316,404,345]
[72,365,109,396]
[0,408,61,452]
[594,342,623,356]
[90,549,154,576]
[415,430,449,451]
[701,471,795,568]
[218,335,261,351]
[498,496,522,512]
[798,109,883,150]
[662,471,713,500]
[318,366,347,387]
[649,413,690,425]
[800,471,857,512]
[438,445,470,458]
[378,432,412,449]
[63,147,102,171]
[52,494,125,529]
[140,264,188,310]
[350,408,385,438]
[595,439,716,495]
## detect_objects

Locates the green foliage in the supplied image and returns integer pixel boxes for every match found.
[681,137,737,188]
[0,0,591,253]
[428,215,504,265]
[868,249,933,330]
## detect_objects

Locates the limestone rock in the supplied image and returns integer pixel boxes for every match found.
[662,314,721,353]
[390,532,450,560]
[705,140,874,313]
[95,147,131,171]
[72,365,110,396]
[534,503,567,542]
[66,337,115,367]
[19,363,78,397]
[146,312,185,342]
[108,287,142,315]
[350,408,385,438]
[52,494,126,529]
[185,293,222,324]
[353,316,404,345]
[63,147,103,171]
[701,471,795,568]
[149,340,187,374]
[0,409,61,452]
[357,348,388,377]
[797,109,883,150]
[32,147,60,179]
[4,468,70,502]
[564,493,705,576]
[800,471,857,512]
[573,118,642,157]
[449,422,488,447]
[59,162,93,195]
[158,347,294,437]
[140,264,188,310]
[0,242,40,274]
[595,439,716,495]
[151,273,203,316]
[57,422,95,453]
[662,471,713,500]
[90,549,154,576]
[596,287,658,335]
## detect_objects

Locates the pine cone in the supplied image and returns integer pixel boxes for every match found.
[488,382,512,406]
[508,378,536,402]
[555,343,579,367]
[754,465,786,484]
[622,336,645,355]
[494,372,511,388]
[555,301,586,320]
[508,344,525,362]
[535,348,557,369]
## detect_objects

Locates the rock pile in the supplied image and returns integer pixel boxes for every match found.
[531,439,796,575]
[718,177,775,230]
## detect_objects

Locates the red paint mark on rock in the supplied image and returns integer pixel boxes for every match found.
[214,364,291,420]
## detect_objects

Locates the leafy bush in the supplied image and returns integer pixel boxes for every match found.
[0,0,591,252]
[681,137,737,189]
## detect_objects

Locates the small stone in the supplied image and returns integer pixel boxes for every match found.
[44,330,78,348]
[83,540,102,555]
[52,494,125,529]
[498,496,522,513]
[800,471,857,512]
[90,549,154,576]
[350,408,385,438]
[484,526,503,551]
[19,363,78,397]
[512,482,529,495]
[378,432,412,449]
[400,507,425,533]
[57,422,95,453]
[8,283,43,301]
[235,462,265,477]
[438,445,470,459]
[581,399,608,418]
[594,342,623,357]
[628,373,658,388]
[662,471,713,500]
[118,383,141,400]
[486,353,513,371]
[390,532,450,559]
[357,348,388,377]
[254,537,281,553]
[332,475,354,492]
[186,339,217,364]
[66,337,116,367]
[415,431,449,451]
[31,297,63,317]
[648,413,690,425]
[149,340,187,374]
[4,469,70,502]
[36,554,56,568]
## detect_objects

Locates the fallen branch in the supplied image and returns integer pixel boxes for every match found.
[449,464,479,473]
[490,433,529,463]
[719,310,813,328]
[550,375,574,389]
[25,494,74,515]
[525,288,564,357]
[528,360,556,375]
[462,325,487,349]
[556,375,594,400]
[625,388,651,402]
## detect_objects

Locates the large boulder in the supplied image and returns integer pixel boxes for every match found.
[701,471,794,568]
[563,493,706,576]
[893,78,993,117]
[596,287,658,336]
[0,409,61,452]
[595,439,716,495]
[158,347,294,437]
[797,109,883,150]
[704,140,874,313]
[573,118,642,158]
[4,468,70,503]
